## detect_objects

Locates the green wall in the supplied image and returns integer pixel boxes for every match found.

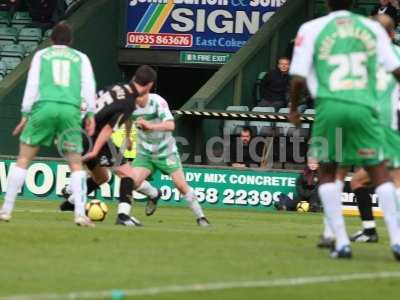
[0,0,122,156]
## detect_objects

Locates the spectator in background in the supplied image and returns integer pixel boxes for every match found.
[229,127,260,168]
[257,57,291,110]
[371,0,398,23]
[28,0,57,28]
[0,0,20,14]
[293,158,322,212]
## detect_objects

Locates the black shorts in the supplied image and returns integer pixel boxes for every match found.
[82,134,129,171]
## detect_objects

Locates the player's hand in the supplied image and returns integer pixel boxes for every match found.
[85,117,96,136]
[289,110,301,128]
[83,150,98,162]
[136,118,153,131]
[13,117,28,136]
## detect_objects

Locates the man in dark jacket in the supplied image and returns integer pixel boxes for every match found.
[371,0,398,23]
[293,159,322,212]
[229,127,260,168]
[258,57,291,110]
[28,0,57,25]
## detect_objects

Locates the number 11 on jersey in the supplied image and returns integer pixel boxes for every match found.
[52,59,71,87]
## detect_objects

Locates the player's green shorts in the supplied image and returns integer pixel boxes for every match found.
[20,102,83,153]
[132,153,182,175]
[383,126,400,168]
[309,99,384,166]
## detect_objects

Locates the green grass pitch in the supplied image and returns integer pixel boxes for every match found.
[1,200,400,300]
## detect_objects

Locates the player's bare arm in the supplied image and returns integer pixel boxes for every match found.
[84,124,113,161]
[289,75,306,127]
[12,117,28,136]
[136,119,175,132]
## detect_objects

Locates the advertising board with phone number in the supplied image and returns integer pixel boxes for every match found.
[127,32,193,47]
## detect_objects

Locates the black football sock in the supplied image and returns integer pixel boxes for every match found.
[87,177,100,195]
[118,177,134,217]
[354,187,376,235]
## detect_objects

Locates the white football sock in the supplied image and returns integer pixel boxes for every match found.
[2,165,27,215]
[362,220,376,230]
[137,181,158,199]
[324,179,344,238]
[321,180,343,239]
[376,182,400,245]
[319,182,350,250]
[70,171,87,218]
[323,217,335,239]
[183,189,205,219]
[118,202,131,216]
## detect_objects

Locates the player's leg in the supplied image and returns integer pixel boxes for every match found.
[1,105,56,221]
[149,152,209,226]
[170,169,209,226]
[60,163,110,211]
[310,101,351,257]
[385,131,400,241]
[318,167,348,248]
[138,180,161,215]
[318,163,351,257]
[87,165,110,193]
[317,167,348,249]
[114,163,151,226]
[0,143,39,221]
[115,163,160,216]
[352,108,400,259]
[60,129,112,211]
[57,104,94,227]
[65,152,93,227]
[366,163,400,259]
[349,168,378,243]
[130,156,165,217]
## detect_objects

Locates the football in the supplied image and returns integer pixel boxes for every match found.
[85,199,108,221]
[296,201,310,213]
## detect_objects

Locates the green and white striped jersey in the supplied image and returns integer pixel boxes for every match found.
[21,45,96,116]
[377,45,400,130]
[131,93,177,158]
[290,10,400,109]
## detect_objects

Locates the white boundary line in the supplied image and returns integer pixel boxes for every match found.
[1,271,400,300]
[14,209,61,214]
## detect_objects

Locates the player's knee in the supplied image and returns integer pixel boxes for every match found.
[92,173,110,185]
[172,177,190,195]
[69,163,83,173]
[16,156,30,169]
[179,184,192,198]
[120,177,134,204]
